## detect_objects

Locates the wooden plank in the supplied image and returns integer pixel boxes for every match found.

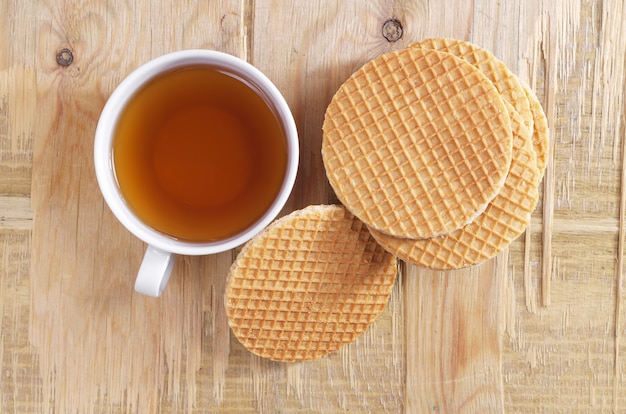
[0,231,39,414]
[28,1,246,412]
[405,260,507,412]
[0,2,41,413]
[236,2,410,411]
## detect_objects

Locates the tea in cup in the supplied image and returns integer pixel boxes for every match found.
[94,50,299,296]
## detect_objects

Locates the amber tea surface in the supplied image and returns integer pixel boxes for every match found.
[113,67,287,241]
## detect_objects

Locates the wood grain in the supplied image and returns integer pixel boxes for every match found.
[1,0,626,412]
[405,259,507,413]
[29,1,246,412]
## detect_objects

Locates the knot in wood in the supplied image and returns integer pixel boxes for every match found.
[382,19,403,42]
[56,48,74,67]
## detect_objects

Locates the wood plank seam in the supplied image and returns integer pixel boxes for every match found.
[0,195,32,230]
[540,10,557,309]
[615,107,624,414]
[614,51,626,414]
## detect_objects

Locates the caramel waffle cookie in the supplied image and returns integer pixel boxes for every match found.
[322,47,513,239]
[225,205,397,362]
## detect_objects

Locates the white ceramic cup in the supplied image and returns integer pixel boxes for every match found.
[94,50,298,297]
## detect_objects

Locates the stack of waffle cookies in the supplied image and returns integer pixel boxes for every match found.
[322,38,548,270]
[225,38,548,362]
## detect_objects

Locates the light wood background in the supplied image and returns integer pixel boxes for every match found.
[1,0,625,412]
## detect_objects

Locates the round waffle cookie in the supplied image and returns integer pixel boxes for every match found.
[322,47,513,239]
[370,103,540,269]
[411,38,534,133]
[225,205,397,362]
[521,81,549,180]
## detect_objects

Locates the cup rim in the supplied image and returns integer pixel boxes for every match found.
[94,50,299,255]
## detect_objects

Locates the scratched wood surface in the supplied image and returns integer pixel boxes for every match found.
[1,0,625,412]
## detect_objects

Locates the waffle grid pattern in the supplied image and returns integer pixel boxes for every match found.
[370,106,540,269]
[322,47,513,239]
[411,38,534,133]
[226,205,397,362]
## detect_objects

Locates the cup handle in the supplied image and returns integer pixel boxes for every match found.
[134,245,175,297]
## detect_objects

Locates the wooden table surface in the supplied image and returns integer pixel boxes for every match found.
[1,0,625,412]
